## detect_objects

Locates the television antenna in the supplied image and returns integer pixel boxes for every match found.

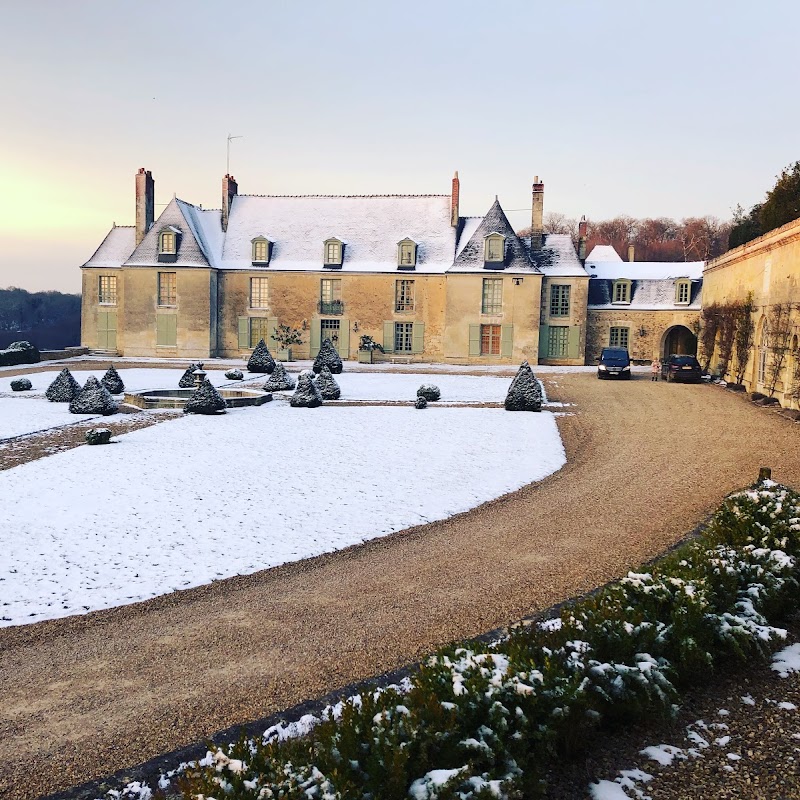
[226,133,243,175]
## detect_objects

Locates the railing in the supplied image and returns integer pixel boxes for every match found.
[318,300,344,315]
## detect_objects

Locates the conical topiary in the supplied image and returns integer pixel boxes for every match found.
[504,361,543,412]
[183,379,227,415]
[69,376,118,415]
[247,339,276,374]
[312,338,343,374]
[45,367,81,402]
[178,363,199,388]
[290,370,323,408]
[101,364,125,394]
[315,365,341,400]
[263,362,296,392]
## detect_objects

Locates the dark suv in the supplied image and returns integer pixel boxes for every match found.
[597,347,631,379]
[662,354,702,383]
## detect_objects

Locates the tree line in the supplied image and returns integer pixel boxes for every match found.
[0,287,81,350]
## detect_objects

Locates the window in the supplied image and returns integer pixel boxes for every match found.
[323,238,343,267]
[249,317,271,348]
[549,284,570,317]
[484,234,505,264]
[548,326,569,358]
[320,279,343,314]
[320,319,341,351]
[252,237,270,264]
[612,280,631,304]
[395,280,415,312]
[675,280,691,304]
[609,327,629,349]
[482,278,503,314]
[480,324,502,355]
[395,322,414,353]
[250,277,268,308]
[98,276,117,305]
[397,239,417,268]
[159,230,176,254]
[158,272,177,306]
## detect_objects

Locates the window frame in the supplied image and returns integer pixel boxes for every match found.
[397,238,417,269]
[98,275,117,305]
[323,238,343,267]
[612,279,632,304]
[480,323,502,356]
[609,326,630,350]
[320,278,343,314]
[320,318,341,351]
[548,326,570,358]
[157,271,177,307]
[675,279,691,305]
[249,317,271,348]
[251,237,271,265]
[395,279,415,312]
[484,233,505,265]
[549,284,571,317]
[394,322,414,353]
[250,276,269,309]
[481,277,503,315]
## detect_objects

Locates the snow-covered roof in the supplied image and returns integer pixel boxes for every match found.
[588,278,702,310]
[221,194,457,273]
[585,260,705,280]
[538,234,589,277]
[586,244,622,262]
[81,226,136,269]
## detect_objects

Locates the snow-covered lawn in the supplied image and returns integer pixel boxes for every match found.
[0,404,565,626]
[0,398,99,440]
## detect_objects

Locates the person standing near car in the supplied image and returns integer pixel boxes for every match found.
[651,358,661,381]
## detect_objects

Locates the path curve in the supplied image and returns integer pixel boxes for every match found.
[1,374,799,799]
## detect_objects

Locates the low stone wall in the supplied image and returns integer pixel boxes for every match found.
[40,346,90,362]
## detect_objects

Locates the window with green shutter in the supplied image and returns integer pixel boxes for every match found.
[548,326,569,358]
[549,284,570,317]
[249,317,271,347]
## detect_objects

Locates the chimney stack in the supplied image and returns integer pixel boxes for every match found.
[135,168,154,246]
[450,171,460,227]
[531,176,544,250]
[578,215,587,264]
[222,174,238,232]
[628,243,635,262]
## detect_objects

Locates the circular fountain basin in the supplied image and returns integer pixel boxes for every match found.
[125,388,272,410]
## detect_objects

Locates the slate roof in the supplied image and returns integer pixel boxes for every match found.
[538,234,589,277]
[586,244,622,263]
[587,278,702,310]
[81,226,136,268]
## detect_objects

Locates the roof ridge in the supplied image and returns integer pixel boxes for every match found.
[237,193,450,199]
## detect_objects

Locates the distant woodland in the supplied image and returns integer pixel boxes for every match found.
[0,287,81,350]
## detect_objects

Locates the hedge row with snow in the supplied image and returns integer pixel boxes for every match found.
[169,481,800,800]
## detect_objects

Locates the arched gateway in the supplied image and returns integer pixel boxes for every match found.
[662,325,698,359]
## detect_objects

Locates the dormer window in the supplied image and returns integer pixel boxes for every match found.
[484,233,505,268]
[158,227,180,263]
[612,279,631,304]
[251,237,271,265]
[397,238,417,269]
[675,279,691,305]
[323,238,344,269]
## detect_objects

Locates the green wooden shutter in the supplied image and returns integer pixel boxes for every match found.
[238,316,249,349]
[500,325,513,358]
[567,325,581,360]
[412,322,425,354]
[166,314,177,346]
[383,321,395,353]
[156,314,167,346]
[267,316,278,347]
[338,318,350,357]
[538,324,550,359]
[310,319,322,357]
[468,324,481,356]
[106,311,117,350]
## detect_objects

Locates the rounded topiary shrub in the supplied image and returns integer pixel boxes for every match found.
[505,361,543,412]
[247,339,276,374]
[10,377,32,392]
[85,428,112,445]
[0,341,40,367]
[415,396,427,409]
[225,369,244,381]
[264,362,296,392]
[290,370,323,408]
[184,379,227,415]
[312,338,343,374]
[315,366,341,400]
[69,376,118,415]
[178,363,199,388]
[45,368,82,402]
[100,365,125,395]
[416,384,440,402]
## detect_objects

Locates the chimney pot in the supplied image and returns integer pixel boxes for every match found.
[222,173,239,232]
[135,168,155,246]
[628,244,635,262]
[531,177,544,250]
[450,171,460,228]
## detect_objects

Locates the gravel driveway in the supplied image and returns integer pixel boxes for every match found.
[1,373,798,799]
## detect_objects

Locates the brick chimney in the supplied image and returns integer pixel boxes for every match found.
[222,174,238,232]
[531,176,544,250]
[578,215,587,264]
[450,171,460,227]
[628,243,635,262]
[135,168,154,246]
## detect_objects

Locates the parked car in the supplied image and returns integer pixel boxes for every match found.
[597,347,631,379]
[662,354,702,383]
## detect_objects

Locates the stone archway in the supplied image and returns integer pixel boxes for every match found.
[661,325,698,359]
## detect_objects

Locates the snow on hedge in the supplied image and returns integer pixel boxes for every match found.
[0,405,565,625]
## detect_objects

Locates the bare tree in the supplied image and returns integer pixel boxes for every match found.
[766,302,796,397]
[699,302,721,373]
[543,212,579,239]
[716,304,737,379]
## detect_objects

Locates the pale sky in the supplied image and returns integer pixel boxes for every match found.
[1,0,798,293]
